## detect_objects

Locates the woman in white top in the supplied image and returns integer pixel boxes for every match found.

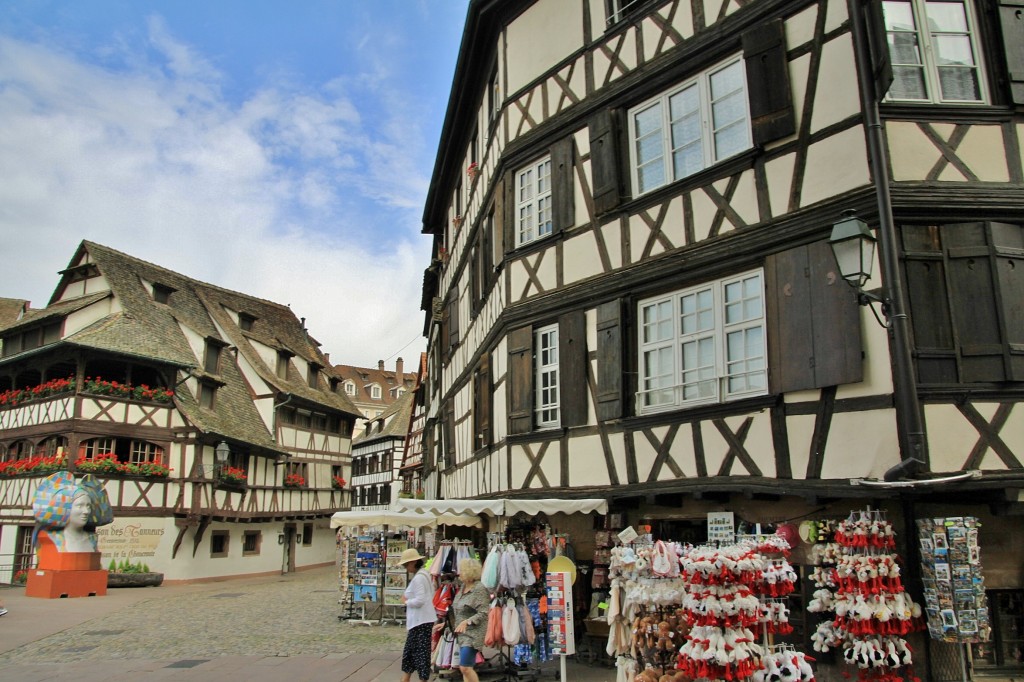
[399,548,437,682]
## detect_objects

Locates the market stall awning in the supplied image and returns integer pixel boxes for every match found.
[329,509,482,529]
[395,498,608,517]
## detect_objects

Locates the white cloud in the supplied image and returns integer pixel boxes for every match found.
[0,19,431,368]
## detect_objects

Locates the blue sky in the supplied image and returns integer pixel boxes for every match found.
[0,0,468,368]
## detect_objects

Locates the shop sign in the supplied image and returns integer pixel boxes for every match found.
[96,519,165,562]
[546,571,576,655]
[707,511,735,544]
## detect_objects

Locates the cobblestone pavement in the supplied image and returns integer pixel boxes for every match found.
[1,567,407,663]
[0,567,618,681]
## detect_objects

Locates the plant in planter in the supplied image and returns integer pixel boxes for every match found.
[467,162,479,180]
[122,460,171,478]
[219,465,248,486]
[0,454,65,477]
[74,453,124,475]
[331,475,347,490]
[283,473,306,488]
[107,559,163,588]
[13,569,27,585]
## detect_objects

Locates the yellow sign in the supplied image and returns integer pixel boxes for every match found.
[96,520,165,562]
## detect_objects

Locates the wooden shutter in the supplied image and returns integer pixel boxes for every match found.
[443,404,455,466]
[440,300,451,365]
[507,325,534,434]
[493,177,505,277]
[558,310,587,427]
[945,222,1018,382]
[503,172,516,254]
[448,292,460,350]
[551,137,575,234]
[901,225,958,384]
[595,300,623,421]
[589,108,622,214]
[863,0,895,101]
[998,0,1024,104]
[474,353,492,448]
[991,222,1024,380]
[766,242,863,393]
[742,19,796,146]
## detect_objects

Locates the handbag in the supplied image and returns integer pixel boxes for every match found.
[502,599,521,646]
[485,599,504,648]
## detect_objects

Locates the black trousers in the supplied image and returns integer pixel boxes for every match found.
[401,621,433,680]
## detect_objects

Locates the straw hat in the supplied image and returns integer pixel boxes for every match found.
[398,548,427,565]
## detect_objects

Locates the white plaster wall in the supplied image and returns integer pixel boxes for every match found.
[811,35,860,134]
[765,152,797,219]
[563,231,603,286]
[819,408,899,479]
[65,297,119,336]
[800,126,871,208]
[825,0,849,32]
[177,321,206,366]
[957,126,1010,182]
[785,5,818,50]
[506,1,583,101]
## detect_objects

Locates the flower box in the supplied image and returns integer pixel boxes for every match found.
[218,466,248,487]
[332,475,347,490]
[75,454,171,478]
[283,473,306,488]
[108,572,164,588]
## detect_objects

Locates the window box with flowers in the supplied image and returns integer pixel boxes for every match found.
[0,377,76,409]
[0,454,66,478]
[466,162,479,180]
[217,466,248,488]
[80,377,175,404]
[74,453,171,478]
[332,475,347,490]
[283,473,306,489]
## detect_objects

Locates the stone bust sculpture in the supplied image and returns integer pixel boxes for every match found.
[32,472,113,553]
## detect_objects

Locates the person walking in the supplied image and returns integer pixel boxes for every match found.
[452,557,490,682]
[399,548,436,682]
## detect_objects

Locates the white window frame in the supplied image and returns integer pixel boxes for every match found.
[344,381,356,396]
[882,0,987,104]
[515,155,553,247]
[628,55,751,197]
[534,324,560,428]
[636,269,767,414]
[129,440,163,464]
[370,385,381,400]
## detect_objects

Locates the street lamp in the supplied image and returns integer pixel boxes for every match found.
[829,210,890,327]
[214,441,230,476]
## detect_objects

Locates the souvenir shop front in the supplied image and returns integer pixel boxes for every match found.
[396,497,609,679]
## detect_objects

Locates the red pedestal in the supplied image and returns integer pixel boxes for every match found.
[25,531,107,599]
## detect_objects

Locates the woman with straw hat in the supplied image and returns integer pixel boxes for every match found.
[399,547,436,682]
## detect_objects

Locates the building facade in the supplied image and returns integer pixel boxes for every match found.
[420,0,1024,674]
[350,392,414,511]
[0,242,361,581]
[333,359,417,437]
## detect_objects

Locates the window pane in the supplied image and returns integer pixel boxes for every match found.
[883,0,916,31]
[924,1,968,32]
[933,34,975,67]
[537,196,553,237]
[938,67,980,101]
[889,33,923,65]
[634,102,663,137]
[714,119,747,160]
[709,61,743,101]
[634,103,666,192]
[643,347,674,406]
[638,161,666,194]
[681,338,716,400]
[680,290,713,335]
[891,66,928,100]
[642,301,673,343]
[710,62,747,159]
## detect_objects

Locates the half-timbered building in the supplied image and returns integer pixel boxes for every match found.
[420,0,1024,671]
[0,241,361,581]
[350,391,414,511]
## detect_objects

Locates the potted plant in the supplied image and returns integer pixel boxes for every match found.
[74,453,124,475]
[331,475,346,490]
[283,473,306,488]
[107,559,163,588]
[218,465,248,486]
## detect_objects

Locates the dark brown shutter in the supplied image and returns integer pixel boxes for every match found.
[440,300,451,365]
[863,0,894,101]
[503,171,516,254]
[767,242,863,393]
[443,404,455,466]
[448,292,460,350]
[991,222,1024,379]
[945,223,1010,382]
[558,310,587,427]
[595,300,623,420]
[901,225,957,384]
[551,137,575,234]
[474,353,492,447]
[998,0,1024,104]
[589,108,621,214]
[507,325,534,434]
[742,19,796,146]
[493,177,506,274]
[483,213,494,293]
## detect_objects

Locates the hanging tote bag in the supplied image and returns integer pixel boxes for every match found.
[485,599,504,648]
[481,546,501,589]
[502,599,521,646]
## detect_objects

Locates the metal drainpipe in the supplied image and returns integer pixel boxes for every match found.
[848,0,929,470]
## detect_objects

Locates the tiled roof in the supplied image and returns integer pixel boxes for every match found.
[353,392,414,446]
[0,298,29,329]
[332,363,417,407]
[5,241,361,452]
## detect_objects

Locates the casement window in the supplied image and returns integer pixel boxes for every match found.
[210,531,229,558]
[238,313,256,331]
[78,437,115,460]
[629,56,751,196]
[606,0,657,26]
[307,362,320,389]
[488,66,500,124]
[535,325,560,428]
[507,312,586,434]
[344,381,356,396]
[276,350,292,379]
[242,531,261,556]
[129,440,163,464]
[152,283,174,304]
[515,155,553,247]
[204,339,222,374]
[370,384,381,400]
[198,381,217,409]
[882,0,986,103]
[902,221,1024,384]
[637,270,767,412]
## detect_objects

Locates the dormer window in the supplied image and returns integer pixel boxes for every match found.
[370,385,382,400]
[198,381,217,409]
[276,350,293,379]
[329,377,340,393]
[204,338,224,374]
[344,381,356,396]
[238,313,256,332]
[152,283,174,304]
[393,387,406,398]
[307,362,321,390]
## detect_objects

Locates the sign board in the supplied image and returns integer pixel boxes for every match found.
[546,571,576,656]
[707,511,735,544]
[617,526,638,544]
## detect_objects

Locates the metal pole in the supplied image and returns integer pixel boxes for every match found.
[848,0,929,468]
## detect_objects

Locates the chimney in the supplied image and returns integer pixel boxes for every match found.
[378,359,385,371]
[323,353,330,364]
[396,357,404,379]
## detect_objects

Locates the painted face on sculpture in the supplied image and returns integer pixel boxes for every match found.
[69,492,92,531]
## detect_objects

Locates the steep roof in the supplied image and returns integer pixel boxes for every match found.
[332,362,417,407]
[0,298,29,329]
[4,241,362,451]
[353,391,415,446]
